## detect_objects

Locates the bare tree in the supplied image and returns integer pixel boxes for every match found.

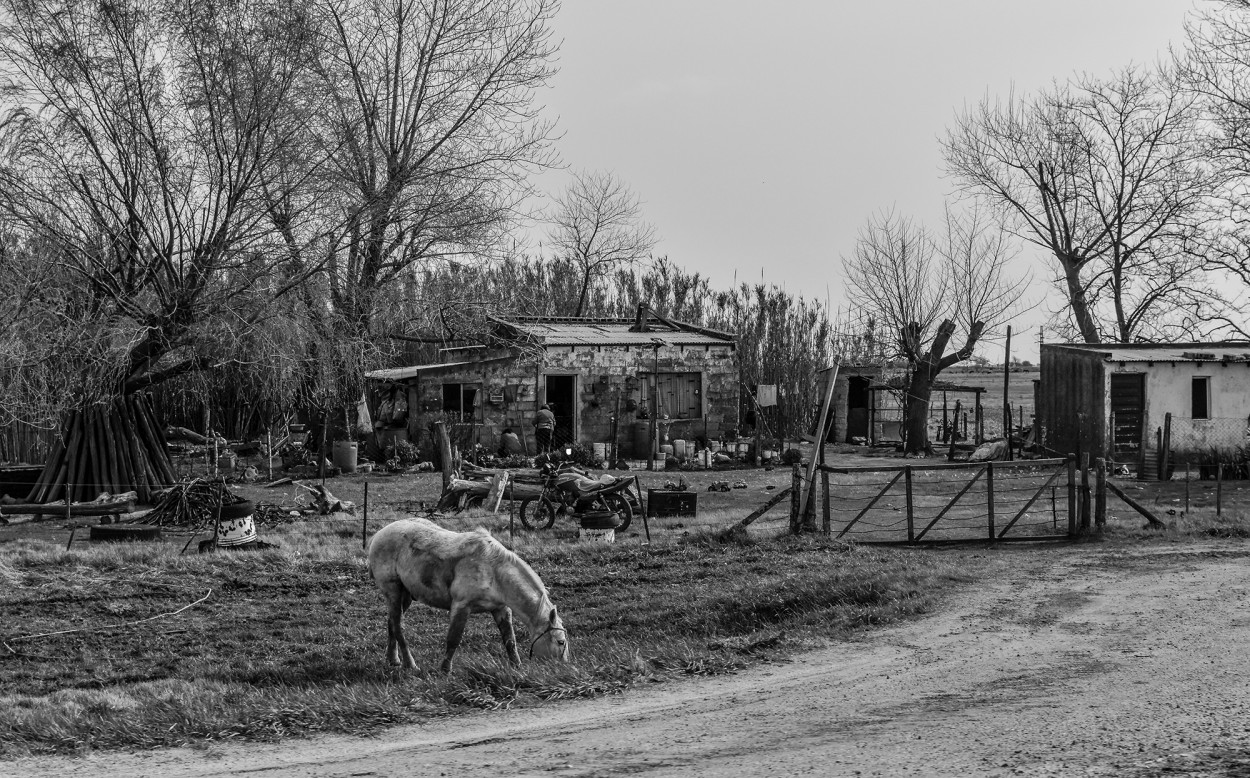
[548,170,657,316]
[1183,2,1250,333]
[0,0,319,398]
[843,208,1025,454]
[300,0,560,335]
[944,65,1223,343]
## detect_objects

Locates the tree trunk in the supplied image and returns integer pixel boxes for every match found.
[904,368,935,455]
[1060,257,1101,344]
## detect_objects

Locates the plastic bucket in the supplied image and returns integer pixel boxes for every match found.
[578,527,615,543]
[671,439,687,458]
[332,440,358,473]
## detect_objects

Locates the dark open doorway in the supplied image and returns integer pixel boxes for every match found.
[544,375,576,449]
[844,376,871,442]
[1110,373,1145,464]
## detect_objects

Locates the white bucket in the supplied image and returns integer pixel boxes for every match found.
[578,527,615,544]
[672,439,687,458]
[735,442,750,455]
[216,514,257,547]
[660,444,674,456]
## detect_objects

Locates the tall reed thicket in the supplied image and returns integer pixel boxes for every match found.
[403,257,842,439]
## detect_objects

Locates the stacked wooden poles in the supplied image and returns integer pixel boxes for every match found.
[25,394,174,504]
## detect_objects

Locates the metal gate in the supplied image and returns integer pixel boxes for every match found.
[819,457,1075,543]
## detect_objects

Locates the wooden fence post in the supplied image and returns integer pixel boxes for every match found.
[1080,452,1091,532]
[435,421,454,493]
[904,465,914,542]
[1094,457,1106,529]
[1161,413,1172,481]
[1184,461,1190,514]
[986,461,995,540]
[947,399,962,461]
[790,464,802,534]
[1066,455,1077,536]
[821,470,831,536]
[1217,462,1223,518]
[362,480,369,549]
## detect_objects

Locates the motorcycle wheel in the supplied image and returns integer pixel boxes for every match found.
[600,493,633,533]
[519,497,558,530]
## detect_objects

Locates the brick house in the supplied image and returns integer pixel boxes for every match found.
[365,313,739,459]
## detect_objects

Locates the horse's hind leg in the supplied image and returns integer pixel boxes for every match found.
[381,581,417,669]
[492,606,520,666]
[440,604,471,673]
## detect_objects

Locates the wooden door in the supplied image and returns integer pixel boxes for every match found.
[1109,373,1145,461]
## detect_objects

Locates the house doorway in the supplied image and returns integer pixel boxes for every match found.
[544,375,576,449]
[845,376,871,442]
[1110,373,1145,464]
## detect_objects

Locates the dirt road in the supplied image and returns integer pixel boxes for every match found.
[10,540,1250,777]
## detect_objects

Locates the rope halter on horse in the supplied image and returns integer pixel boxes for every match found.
[528,623,568,659]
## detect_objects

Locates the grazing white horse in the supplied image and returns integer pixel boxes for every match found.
[367,518,570,671]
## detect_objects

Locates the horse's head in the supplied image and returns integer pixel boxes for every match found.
[530,607,570,662]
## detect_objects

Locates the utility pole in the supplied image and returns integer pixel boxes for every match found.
[648,339,664,471]
[1003,325,1012,461]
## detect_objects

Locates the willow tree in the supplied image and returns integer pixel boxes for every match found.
[0,0,319,494]
[842,209,1025,454]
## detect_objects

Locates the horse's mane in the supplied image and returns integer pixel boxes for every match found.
[468,527,549,597]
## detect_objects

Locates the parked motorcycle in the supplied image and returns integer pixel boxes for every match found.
[519,462,639,531]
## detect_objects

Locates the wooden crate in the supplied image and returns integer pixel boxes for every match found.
[647,489,697,517]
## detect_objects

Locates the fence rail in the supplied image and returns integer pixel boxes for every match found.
[811,457,1075,544]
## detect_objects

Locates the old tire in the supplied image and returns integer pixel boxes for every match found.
[90,524,162,543]
[601,494,633,533]
[218,500,254,521]
[578,510,619,530]
[519,497,558,530]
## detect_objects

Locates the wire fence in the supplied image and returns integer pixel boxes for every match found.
[1165,416,1250,467]
[864,398,1033,449]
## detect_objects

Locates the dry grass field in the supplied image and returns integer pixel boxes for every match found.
[2,445,1248,758]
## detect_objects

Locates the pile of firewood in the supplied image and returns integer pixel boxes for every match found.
[25,394,174,504]
[141,479,243,529]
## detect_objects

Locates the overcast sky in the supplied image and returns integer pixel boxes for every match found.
[529,0,1198,361]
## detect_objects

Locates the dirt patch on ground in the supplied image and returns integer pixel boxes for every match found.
[10,538,1249,777]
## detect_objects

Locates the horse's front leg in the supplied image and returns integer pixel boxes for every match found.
[384,586,417,669]
[441,605,471,673]
[492,606,520,666]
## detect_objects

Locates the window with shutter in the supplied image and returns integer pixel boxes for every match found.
[640,372,702,418]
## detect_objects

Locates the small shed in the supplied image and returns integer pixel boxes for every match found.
[365,313,739,459]
[1038,342,1250,466]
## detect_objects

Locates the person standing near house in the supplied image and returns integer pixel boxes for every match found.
[534,404,556,454]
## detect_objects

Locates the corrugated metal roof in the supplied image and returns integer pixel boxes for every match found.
[1048,343,1250,363]
[365,357,509,381]
[499,317,734,347]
